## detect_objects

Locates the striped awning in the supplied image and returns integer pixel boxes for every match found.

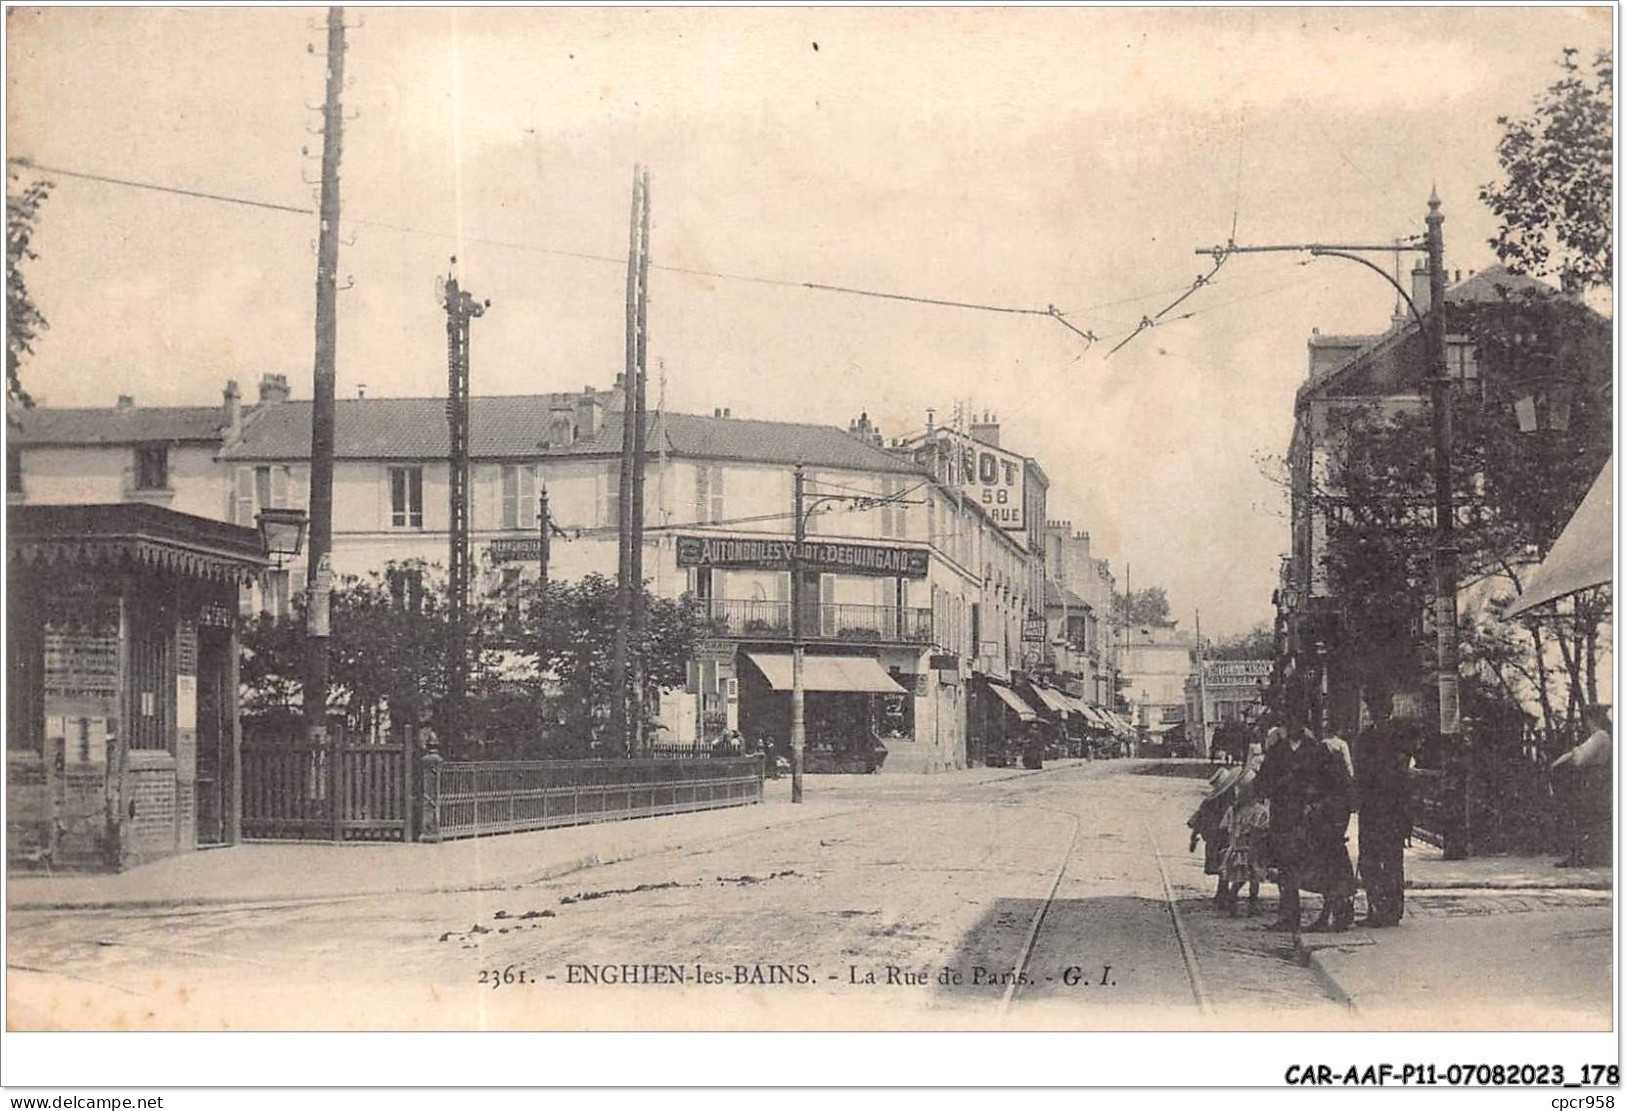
[988,683,1037,722]
[1504,457,1612,617]
[744,652,905,694]
[1026,685,1073,717]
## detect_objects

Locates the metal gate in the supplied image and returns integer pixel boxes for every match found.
[242,728,412,842]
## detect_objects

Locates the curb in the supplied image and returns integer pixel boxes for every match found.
[1407,880,1613,892]
[1301,945,1360,1013]
[7,805,861,914]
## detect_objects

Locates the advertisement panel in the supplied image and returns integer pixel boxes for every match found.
[675,535,929,579]
[930,429,1025,533]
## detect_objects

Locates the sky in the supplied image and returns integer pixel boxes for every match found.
[6,6,1614,636]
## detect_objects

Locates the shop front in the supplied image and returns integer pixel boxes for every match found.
[7,504,266,870]
[677,533,934,771]
[972,678,1040,767]
[737,651,907,773]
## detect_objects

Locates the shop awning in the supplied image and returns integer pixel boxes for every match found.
[1027,685,1072,716]
[1504,457,1613,618]
[988,684,1037,722]
[744,652,906,694]
[1075,700,1110,728]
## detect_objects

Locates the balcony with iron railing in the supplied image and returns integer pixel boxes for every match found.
[698,597,933,646]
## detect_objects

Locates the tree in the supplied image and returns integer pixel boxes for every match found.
[1481,48,1613,289]
[496,572,700,756]
[240,560,502,754]
[7,168,52,415]
[1209,623,1275,661]
[1114,586,1176,628]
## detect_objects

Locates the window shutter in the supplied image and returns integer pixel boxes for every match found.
[271,465,291,509]
[500,465,518,529]
[520,465,537,529]
[475,465,499,531]
[710,466,725,525]
[694,465,709,524]
[232,467,254,525]
[385,467,400,528]
[290,465,310,514]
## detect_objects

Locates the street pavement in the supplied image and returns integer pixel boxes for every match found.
[5,759,1612,1032]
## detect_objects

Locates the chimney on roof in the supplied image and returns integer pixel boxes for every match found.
[724,408,731,418]
[259,373,291,404]
[116,394,135,409]
[848,411,883,447]
[357,384,367,399]
[970,410,1000,448]
[223,380,242,437]
[545,403,575,448]
[714,407,723,418]
[1410,264,1431,318]
[575,387,603,440]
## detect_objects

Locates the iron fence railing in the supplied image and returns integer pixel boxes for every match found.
[242,727,412,842]
[422,754,763,841]
[699,598,932,644]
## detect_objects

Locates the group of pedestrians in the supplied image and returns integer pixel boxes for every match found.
[1189,700,1423,934]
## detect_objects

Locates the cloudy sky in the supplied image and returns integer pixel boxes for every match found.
[6,6,1612,635]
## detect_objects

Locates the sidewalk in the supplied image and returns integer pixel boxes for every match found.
[1405,840,1612,890]
[6,795,858,912]
[1300,843,1614,1029]
[5,763,1053,912]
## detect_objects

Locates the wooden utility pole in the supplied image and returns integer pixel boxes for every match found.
[441,271,486,754]
[1195,608,1208,757]
[628,166,652,756]
[610,165,643,757]
[305,6,346,797]
[790,464,806,803]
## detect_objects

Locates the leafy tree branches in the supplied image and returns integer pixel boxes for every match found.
[1481,48,1613,289]
[7,169,52,415]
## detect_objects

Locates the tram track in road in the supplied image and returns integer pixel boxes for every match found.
[989,766,1213,1022]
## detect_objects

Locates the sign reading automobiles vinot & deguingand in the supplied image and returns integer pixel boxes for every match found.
[675,535,929,579]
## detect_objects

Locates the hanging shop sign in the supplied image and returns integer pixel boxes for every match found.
[1021,618,1048,643]
[488,537,545,563]
[675,535,929,579]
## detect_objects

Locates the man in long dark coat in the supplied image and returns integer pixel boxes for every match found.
[1256,722,1328,932]
[1354,703,1422,927]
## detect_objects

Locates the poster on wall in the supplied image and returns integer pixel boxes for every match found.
[928,428,1026,533]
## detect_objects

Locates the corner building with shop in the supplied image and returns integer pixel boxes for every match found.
[12,378,1058,773]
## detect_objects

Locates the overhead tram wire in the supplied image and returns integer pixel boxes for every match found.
[16,155,1301,358]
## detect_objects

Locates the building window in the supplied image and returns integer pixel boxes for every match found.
[134,444,170,490]
[695,464,724,525]
[603,468,622,529]
[389,466,424,529]
[387,565,425,613]
[6,445,20,494]
[1446,343,1479,380]
[501,464,537,530]
[235,464,294,525]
